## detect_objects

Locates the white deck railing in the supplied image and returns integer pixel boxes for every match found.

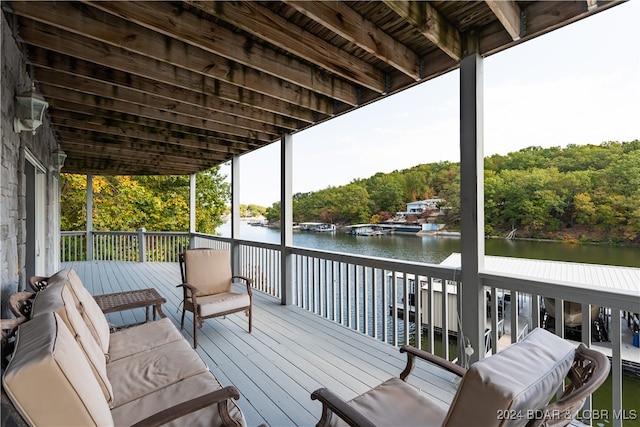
[61,230,638,426]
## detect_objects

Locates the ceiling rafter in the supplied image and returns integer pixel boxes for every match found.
[10,2,337,117]
[29,47,312,132]
[61,148,219,175]
[184,0,386,94]
[17,20,323,124]
[83,0,361,106]
[3,0,623,176]
[383,0,461,62]
[283,0,420,81]
[34,66,286,139]
[49,100,268,147]
[486,0,522,41]
[51,110,267,151]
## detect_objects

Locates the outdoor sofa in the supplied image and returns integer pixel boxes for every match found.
[1,268,245,426]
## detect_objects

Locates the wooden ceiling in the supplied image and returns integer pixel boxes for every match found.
[3,1,622,175]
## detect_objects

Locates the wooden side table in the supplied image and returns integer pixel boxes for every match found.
[93,288,167,322]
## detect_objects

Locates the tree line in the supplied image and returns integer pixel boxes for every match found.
[266,140,640,244]
[61,140,639,244]
[60,167,229,234]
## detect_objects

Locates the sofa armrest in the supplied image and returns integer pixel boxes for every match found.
[399,345,466,380]
[131,386,242,427]
[311,388,376,427]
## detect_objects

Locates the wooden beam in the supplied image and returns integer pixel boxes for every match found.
[53,118,263,157]
[486,0,522,41]
[383,0,461,62]
[51,112,263,153]
[478,0,624,56]
[62,154,212,175]
[18,19,328,121]
[284,1,420,81]
[29,46,317,133]
[49,100,273,148]
[60,140,229,168]
[10,3,340,115]
[185,0,386,93]
[35,67,283,141]
[82,0,362,105]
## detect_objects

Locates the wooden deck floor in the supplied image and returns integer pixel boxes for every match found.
[62,261,459,427]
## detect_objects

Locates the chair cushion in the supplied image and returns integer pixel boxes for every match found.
[111,371,246,427]
[184,249,233,296]
[107,317,183,361]
[332,377,448,427]
[30,282,114,405]
[2,313,114,426]
[106,338,209,408]
[444,327,576,427]
[191,291,251,317]
[47,268,111,354]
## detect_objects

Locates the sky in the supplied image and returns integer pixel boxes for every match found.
[222,1,640,207]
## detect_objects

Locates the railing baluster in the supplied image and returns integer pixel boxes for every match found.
[59,229,635,419]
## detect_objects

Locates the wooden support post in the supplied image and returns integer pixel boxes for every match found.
[189,173,196,249]
[280,133,293,305]
[231,155,241,274]
[459,51,485,364]
[137,227,146,262]
[86,173,93,261]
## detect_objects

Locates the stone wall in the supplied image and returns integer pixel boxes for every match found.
[1,13,61,317]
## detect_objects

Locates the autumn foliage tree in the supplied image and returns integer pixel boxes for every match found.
[60,166,229,234]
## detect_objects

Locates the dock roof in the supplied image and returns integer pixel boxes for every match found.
[440,253,640,297]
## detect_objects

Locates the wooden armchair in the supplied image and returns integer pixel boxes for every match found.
[178,248,253,348]
[312,328,610,427]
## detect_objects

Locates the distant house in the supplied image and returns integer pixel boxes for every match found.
[395,199,444,220]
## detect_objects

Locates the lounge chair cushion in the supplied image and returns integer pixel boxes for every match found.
[30,282,114,405]
[47,268,111,354]
[2,313,114,426]
[107,317,183,361]
[183,249,233,296]
[188,291,251,317]
[110,371,246,427]
[332,377,448,427]
[106,338,209,408]
[444,327,576,427]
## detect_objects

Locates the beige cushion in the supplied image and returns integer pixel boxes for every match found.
[31,282,114,405]
[47,268,111,354]
[2,313,114,426]
[190,292,251,317]
[444,328,576,427]
[111,371,246,427]
[108,317,183,361]
[107,338,209,408]
[184,249,232,296]
[332,377,448,427]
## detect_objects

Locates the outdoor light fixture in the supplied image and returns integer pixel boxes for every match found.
[52,148,67,172]
[13,83,48,135]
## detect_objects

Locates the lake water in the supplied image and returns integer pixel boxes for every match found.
[218,222,640,268]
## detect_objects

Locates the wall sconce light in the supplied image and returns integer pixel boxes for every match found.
[52,148,67,172]
[14,83,49,135]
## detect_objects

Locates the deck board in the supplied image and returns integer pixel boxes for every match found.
[62,261,458,426]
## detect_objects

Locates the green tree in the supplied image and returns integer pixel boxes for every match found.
[60,166,228,234]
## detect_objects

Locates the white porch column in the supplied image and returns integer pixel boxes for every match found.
[189,173,196,249]
[231,155,241,274]
[459,52,485,364]
[280,133,293,305]
[86,173,93,261]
